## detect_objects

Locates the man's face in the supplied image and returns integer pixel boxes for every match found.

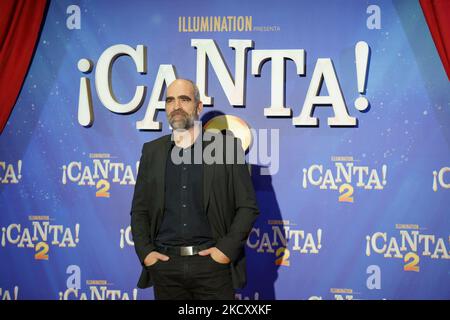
[165,80,203,130]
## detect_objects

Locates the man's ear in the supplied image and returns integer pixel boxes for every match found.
[197,101,203,115]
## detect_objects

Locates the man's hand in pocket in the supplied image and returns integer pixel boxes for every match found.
[144,251,169,267]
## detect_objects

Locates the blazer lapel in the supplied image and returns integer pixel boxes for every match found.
[155,134,172,212]
[203,134,215,212]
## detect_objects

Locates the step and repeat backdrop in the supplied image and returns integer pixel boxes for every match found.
[0,0,449,300]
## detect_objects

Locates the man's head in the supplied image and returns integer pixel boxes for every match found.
[165,79,203,130]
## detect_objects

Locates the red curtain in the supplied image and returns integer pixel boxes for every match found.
[420,0,450,81]
[0,0,47,134]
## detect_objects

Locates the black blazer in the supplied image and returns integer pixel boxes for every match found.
[130,131,260,289]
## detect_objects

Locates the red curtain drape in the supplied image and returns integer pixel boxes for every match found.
[420,0,450,81]
[0,0,47,134]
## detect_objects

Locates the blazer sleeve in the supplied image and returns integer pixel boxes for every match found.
[216,137,260,262]
[130,144,155,265]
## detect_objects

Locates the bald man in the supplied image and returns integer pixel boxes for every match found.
[130,79,259,300]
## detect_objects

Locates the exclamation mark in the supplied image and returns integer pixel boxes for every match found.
[432,170,438,192]
[382,165,387,185]
[77,58,94,127]
[1,227,6,247]
[17,160,22,180]
[14,286,19,300]
[120,228,125,249]
[302,168,307,188]
[133,288,137,300]
[354,41,370,111]
[62,165,67,184]
[75,224,80,244]
[365,235,371,256]
[317,229,322,250]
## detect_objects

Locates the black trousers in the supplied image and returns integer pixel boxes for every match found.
[146,253,235,300]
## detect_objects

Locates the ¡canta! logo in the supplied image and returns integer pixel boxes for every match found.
[0,286,19,300]
[76,40,371,130]
[432,167,450,191]
[309,288,359,300]
[365,224,450,272]
[61,153,138,197]
[302,156,387,202]
[1,216,80,260]
[119,225,134,249]
[59,265,138,300]
[0,160,23,184]
[247,220,322,266]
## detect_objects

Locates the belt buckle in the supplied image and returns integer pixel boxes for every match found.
[180,246,194,256]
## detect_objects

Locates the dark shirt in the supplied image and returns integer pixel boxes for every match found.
[155,132,214,247]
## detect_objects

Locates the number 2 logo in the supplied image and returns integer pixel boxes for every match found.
[404,252,420,272]
[35,242,49,260]
[96,179,110,198]
[338,184,354,203]
[275,247,290,266]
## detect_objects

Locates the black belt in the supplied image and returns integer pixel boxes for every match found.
[156,242,215,256]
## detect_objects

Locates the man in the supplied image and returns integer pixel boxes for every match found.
[130,78,259,300]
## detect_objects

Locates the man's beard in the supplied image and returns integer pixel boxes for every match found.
[168,108,198,130]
